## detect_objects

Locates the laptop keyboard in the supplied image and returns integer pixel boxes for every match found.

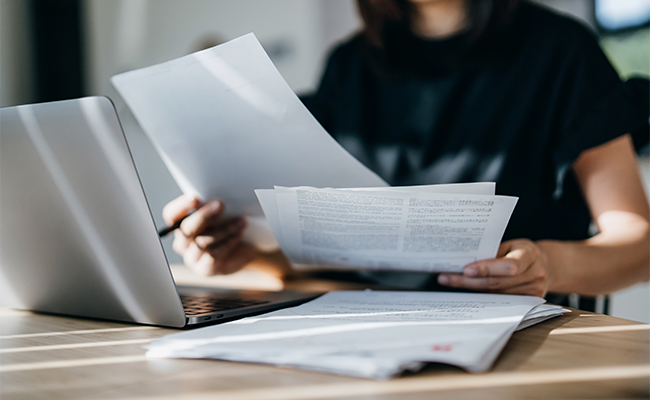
[180,295,269,316]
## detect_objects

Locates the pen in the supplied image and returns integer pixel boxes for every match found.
[158,210,196,237]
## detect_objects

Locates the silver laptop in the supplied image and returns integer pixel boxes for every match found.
[0,96,318,328]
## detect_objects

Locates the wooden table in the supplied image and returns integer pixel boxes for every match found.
[2,267,649,400]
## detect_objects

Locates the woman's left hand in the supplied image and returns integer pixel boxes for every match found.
[437,239,551,297]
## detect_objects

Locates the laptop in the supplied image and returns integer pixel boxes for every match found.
[0,96,319,328]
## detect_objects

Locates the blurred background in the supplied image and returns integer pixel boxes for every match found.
[1,0,648,321]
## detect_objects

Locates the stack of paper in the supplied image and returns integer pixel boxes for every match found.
[146,290,568,380]
[256,184,518,273]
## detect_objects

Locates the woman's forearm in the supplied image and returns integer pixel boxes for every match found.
[541,211,650,296]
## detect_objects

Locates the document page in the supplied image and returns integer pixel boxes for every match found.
[111,33,386,248]
[146,291,565,379]
[256,185,517,273]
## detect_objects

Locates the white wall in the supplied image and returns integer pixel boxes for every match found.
[87,0,327,98]
[533,0,596,29]
[0,0,33,107]
[318,0,361,76]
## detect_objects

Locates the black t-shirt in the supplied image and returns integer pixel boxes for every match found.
[301,1,649,245]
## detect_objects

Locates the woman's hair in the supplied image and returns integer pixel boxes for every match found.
[356,0,520,48]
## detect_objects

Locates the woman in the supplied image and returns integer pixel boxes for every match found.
[163,0,649,302]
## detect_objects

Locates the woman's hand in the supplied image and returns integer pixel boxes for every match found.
[162,195,257,276]
[437,239,551,297]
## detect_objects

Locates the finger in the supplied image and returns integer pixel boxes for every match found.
[220,243,257,275]
[162,195,201,225]
[183,238,238,277]
[191,251,224,277]
[172,230,192,255]
[489,282,547,297]
[203,233,243,263]
[180,200,224,238]
[194,235,246,276]
[500,240,540,266]
[194,217,246,250]
[182,241,204,270]
[464,241,538,277]
[496,240,515,258]
[503,245,539,269]
[463,258,521,277]
[437,273,529,291]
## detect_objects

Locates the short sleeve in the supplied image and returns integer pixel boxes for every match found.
[550,27,649,198]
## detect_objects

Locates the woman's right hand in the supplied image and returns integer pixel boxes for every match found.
[162,195,257,276]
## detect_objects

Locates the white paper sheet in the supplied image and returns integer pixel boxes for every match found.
[516,304,572,331]
[145,290,567,379]
[256,185,517,272]
[111,33,387,249]
[255,182,496,258]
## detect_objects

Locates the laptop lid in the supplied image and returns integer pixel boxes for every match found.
[0,96,319,328]
[0,96,189,327]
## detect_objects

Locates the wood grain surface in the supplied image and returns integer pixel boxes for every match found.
[1,267,648,400]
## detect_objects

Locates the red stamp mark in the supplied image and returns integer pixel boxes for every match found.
[431,344,453,352]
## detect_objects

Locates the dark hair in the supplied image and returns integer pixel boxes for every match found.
[356,0,520,48]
